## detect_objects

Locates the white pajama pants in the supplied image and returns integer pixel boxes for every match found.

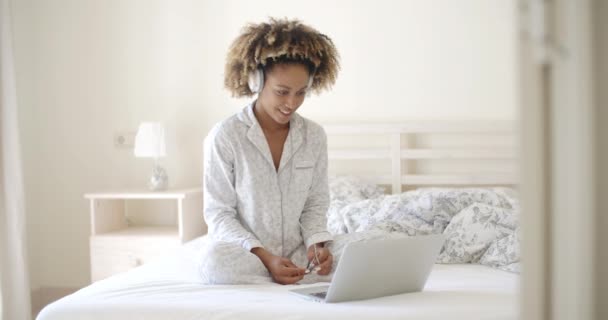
[199,230,404,285]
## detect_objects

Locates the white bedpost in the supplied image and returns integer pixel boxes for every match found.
[391,133,402,194]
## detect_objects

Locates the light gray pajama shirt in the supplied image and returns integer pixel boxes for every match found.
[200,103,333,284]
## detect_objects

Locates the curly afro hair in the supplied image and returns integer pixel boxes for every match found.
[224,18,340,97]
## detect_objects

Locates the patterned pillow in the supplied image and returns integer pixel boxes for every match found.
[438,203,517,264]
[326,176,385,235]
[326,200,349,235]
[328,175,385,203]
[479,226,521,272]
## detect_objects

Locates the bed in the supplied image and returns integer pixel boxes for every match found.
[37,121,520,320]
[37,236,518,320]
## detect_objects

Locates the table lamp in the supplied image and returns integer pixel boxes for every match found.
[134,122,168,191]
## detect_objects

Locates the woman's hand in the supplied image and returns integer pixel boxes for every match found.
[306,243,333,276]
[251,247,305,285]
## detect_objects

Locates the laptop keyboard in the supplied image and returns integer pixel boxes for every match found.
[310,291,327,299]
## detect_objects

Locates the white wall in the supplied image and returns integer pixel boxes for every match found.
[12,0,517,289]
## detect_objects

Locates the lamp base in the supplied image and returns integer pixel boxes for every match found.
[149,165,169,191]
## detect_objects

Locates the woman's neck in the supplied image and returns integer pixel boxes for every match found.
[253,100,289,133]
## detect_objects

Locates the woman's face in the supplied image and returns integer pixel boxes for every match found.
[256,63,311,127]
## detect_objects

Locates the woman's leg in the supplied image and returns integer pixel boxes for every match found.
[199,240,273,284]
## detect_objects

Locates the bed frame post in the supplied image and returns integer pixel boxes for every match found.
[391,133,402,194]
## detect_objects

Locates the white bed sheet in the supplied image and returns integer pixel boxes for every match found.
[37,237,519,320]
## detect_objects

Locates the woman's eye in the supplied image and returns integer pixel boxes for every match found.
[297,91,306,96]
[276,90,288,96]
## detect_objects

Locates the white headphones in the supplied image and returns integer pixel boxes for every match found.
[248,67,314,94]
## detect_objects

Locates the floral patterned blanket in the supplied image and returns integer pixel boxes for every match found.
[327,176,520,273]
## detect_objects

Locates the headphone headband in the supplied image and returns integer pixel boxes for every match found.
[248,67,315,94]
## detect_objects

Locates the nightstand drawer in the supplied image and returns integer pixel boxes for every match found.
[90,233,180,282]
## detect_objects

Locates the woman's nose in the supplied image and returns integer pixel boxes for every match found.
[285,95,299,109]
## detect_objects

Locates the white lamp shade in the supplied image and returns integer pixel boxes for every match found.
[134,122,166,158]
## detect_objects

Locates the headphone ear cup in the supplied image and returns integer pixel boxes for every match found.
[248,68,264,94]
[305,75,314,97]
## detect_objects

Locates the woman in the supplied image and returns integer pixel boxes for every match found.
[200,18,340,285]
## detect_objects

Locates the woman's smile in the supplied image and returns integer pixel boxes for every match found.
[278,107,293,118]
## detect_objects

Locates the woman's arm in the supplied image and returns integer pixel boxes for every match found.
[203,125,263,251]
[299,128,333,249]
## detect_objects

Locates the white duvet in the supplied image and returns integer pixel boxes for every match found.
[38,236,519,320]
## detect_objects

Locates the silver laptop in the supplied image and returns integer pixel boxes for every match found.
[289,234,445,303]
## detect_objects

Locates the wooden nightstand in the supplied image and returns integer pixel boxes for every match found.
[84,188,206,282]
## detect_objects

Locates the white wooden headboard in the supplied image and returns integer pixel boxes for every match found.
[323,121,517,194]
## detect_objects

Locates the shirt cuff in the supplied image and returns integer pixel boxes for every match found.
[304,232,333,249]
[243,238,263,252]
